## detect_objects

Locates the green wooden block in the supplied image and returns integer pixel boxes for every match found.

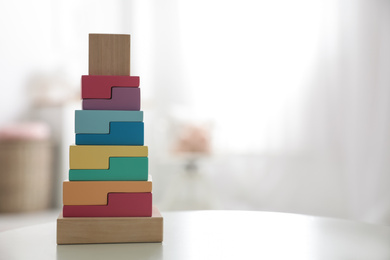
[69,157,148,181]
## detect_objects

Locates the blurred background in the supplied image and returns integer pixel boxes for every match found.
[0,0,390,229]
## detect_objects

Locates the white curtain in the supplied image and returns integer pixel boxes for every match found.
[126,0,390,224]
[303,0,390,224]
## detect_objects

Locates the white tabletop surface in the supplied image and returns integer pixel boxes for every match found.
[1,210,390,260]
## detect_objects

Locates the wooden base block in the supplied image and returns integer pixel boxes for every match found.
[82,75,140,98]
[76,122,144,146]
[63,177,152,205]
[69,145,148,169]
[75,110,143,134]
[57,206,163,244]
[69,157,148,181]
[83,87,140,111]
[63,193,152,217]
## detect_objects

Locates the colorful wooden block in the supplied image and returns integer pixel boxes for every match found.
[69,145,148,169]
[75,110,143,134]
[69,157,148,181]
[75,122,144,145]
[63,193,152,217]
[83,87,140,110]
[63,177,152,205]
[81,75,140,99]
[57,206,163,244]
[89,34,131,76]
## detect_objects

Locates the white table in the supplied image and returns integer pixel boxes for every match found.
[1,210,390,259]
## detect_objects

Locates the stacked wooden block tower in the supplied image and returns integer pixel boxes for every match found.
[57,34,163,244]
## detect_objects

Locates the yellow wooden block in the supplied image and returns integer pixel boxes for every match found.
[57,206,163,244]
[69,145,148,169]
[63,176,152,205]
[89,34,130,76]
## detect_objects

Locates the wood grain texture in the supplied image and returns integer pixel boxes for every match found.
[89,34,130,76]
[63,177,152,205]
[57,206,163,244]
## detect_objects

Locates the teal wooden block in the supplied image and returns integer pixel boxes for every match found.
[69,157,148,181]
[75,110,143,134]
[76,122,144,145]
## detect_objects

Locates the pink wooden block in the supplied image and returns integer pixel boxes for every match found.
[63,193,152,217]
[82,87,140,110]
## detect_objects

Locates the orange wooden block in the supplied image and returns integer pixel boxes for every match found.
[63,177,152,205]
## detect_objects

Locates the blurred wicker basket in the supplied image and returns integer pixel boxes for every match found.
[0,140,52,212]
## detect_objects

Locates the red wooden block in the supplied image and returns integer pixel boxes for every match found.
[63,193,152,217]
[81,75,140,99]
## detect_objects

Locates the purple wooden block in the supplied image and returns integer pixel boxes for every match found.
[82,87,140,111]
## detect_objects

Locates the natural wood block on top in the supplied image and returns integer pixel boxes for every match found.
[57,206,163,244]
[89,34,130,76]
